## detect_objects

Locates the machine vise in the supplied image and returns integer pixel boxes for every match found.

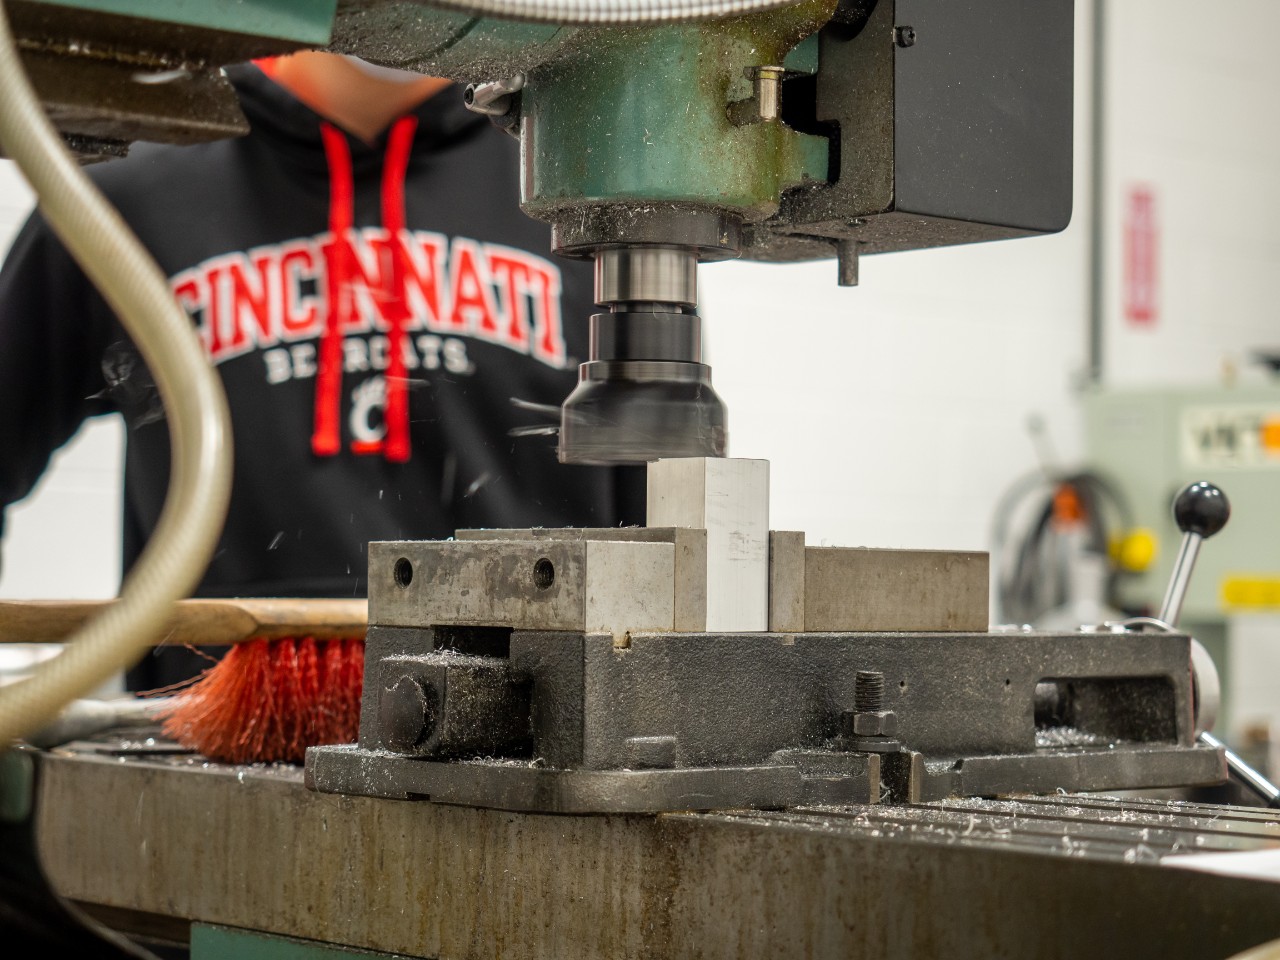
[308,458,1226,812]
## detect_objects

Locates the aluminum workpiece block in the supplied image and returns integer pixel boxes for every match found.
[647,457,770,631]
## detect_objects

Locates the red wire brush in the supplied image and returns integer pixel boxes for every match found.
[0,598,367,764]
[158,634,365,764]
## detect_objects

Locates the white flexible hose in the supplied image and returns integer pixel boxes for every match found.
[0,6,233,744]
[425,0,802,24]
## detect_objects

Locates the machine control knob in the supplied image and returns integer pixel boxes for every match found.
[1172,481,1230,539]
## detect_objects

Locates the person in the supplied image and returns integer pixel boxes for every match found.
[0,53,644,687]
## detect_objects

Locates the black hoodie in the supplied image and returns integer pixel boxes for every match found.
[0,64,644,605]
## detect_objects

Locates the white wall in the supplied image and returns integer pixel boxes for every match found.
[0,417,123,600]
[0,163,31,237]
[0,166,123,600]
[702,2,1095,552]
[1093,0,1280,751]
[703,0,1280,551]
[1101,0,1280,385]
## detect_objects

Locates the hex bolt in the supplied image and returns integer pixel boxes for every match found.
[842,670,900,754]
[463,74,526,118]
[727,65,786,126]
[745,65,786,122]
[837,240,860,287]
[855,671,885,713]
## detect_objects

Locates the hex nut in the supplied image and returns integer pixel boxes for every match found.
[852,711,898,737]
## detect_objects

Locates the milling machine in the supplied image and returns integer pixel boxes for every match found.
[4,1,1280,959]
[3,0,1075,466]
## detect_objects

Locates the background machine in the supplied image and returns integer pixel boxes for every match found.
[1085,378,1280,768]
[5,1,1280,958]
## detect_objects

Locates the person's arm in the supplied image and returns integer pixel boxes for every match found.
[0,209,117,551]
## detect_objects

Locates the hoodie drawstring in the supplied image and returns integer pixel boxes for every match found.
[313,117,417,463]
[380,116,417,464]
[314,122,352,458]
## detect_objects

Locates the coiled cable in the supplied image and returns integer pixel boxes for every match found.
[0,4,233,744]
[422,0,802,25]
[992,470,1134,626]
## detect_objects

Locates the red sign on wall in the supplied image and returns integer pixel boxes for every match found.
[1123,184,1159,326]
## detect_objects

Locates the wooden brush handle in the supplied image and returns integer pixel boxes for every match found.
[0,598,367,646]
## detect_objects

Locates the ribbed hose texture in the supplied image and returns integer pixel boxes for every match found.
[423,0,802,25]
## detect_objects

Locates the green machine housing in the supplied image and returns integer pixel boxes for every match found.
[6,0,1078,297]
[1085,381,1280,745]
[7,0,1076,465]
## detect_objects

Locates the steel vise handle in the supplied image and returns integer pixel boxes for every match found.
[1158,481,1230,627]
[1154,482,1280,808]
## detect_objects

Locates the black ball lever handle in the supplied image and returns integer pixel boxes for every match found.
[1172,481,1230,540]
[1165,482,1280,807]
[1160,481,1230,629]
